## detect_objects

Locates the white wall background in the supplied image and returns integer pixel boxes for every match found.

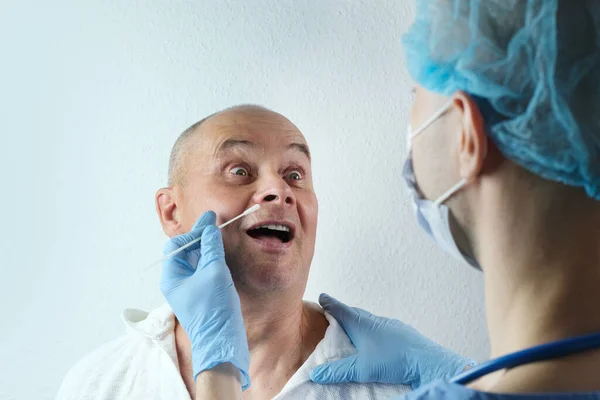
[0,1,489,399]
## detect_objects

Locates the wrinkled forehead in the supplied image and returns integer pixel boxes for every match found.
[195,109,310,160]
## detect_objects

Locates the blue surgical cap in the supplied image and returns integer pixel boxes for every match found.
[402,0,600,200]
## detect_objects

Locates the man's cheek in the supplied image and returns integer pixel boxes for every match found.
[300,193,318,220]
[221,230,238,248]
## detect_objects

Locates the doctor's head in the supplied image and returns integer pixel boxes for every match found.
[155,105,318,299]
[402,0,600,271]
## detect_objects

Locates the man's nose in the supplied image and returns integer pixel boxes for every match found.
[253,177,296,207]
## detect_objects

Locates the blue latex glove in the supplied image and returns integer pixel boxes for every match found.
[310,294,475,389]
[160,211,250,390]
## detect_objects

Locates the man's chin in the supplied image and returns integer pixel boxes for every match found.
[224,241,308,293]
[230,262,302,295]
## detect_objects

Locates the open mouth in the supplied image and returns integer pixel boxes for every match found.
[246,223,294,243]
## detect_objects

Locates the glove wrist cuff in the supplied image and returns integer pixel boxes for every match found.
[192,351,251,391]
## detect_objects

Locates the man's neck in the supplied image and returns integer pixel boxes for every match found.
[474,192,600,391]
[238,290,328,398]
[174,291,329,400]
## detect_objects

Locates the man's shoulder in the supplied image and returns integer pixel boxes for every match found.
[55,305,178,400]
[56,334,141,399]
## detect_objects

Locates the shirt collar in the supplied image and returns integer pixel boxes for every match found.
[280,311,357,389]
[121,304,175,340]
[120,304,358,390]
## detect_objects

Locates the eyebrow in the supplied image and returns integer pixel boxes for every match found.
[214,139,254,155]
[289,143,311,161]
[214,138,310,161]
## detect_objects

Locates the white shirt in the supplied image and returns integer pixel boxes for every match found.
[56,304,410,400]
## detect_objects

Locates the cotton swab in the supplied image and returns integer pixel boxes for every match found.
[146,204,261,269]
[217,204,260,229]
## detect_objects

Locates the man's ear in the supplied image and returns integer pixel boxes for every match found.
[155,187,181,238]
[453,91,488,181]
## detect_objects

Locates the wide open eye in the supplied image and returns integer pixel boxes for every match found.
[230,166,249,176]
[286,170,303,181]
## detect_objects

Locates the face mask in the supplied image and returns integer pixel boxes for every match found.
[404,102,481,270]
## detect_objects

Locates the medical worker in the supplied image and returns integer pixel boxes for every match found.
[160,0,600,398]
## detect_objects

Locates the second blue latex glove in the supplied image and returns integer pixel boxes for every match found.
[310,294,474,389]
[160,211,250,390]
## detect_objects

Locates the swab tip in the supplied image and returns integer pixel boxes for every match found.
[244,204,261,214]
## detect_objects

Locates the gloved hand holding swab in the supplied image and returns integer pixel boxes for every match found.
[147,204,260,269]
[159,208,253,388]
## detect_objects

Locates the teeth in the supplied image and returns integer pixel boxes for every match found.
[257,224,290,232]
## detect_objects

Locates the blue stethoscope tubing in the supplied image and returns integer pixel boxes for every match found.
[450,331,600,384]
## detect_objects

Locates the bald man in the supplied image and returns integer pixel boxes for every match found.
[56,105,410,400]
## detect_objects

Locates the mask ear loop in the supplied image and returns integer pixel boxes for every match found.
[434,131,488,206]
[434,178,468,206]
[407,99,465,206]
[409,99,455,140]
